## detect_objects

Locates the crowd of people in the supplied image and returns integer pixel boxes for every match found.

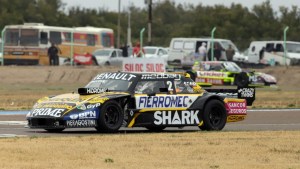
[197,42,235,62]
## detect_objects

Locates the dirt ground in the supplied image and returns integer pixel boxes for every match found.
[0,65,299,109]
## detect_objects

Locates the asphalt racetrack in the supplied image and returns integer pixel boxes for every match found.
[0,109,300,137]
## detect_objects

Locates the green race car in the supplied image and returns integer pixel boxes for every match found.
[187,61,277,87]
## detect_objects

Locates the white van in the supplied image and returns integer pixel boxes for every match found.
[167,38,245,68]
[248,41,300,65]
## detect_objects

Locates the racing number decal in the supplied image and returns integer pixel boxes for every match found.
[249,75,257,82]
[167,81,172,91]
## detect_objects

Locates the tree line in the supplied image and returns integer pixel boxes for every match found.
[0,0,300,50]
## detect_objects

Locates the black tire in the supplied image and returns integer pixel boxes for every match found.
[199,99,227,131]
[186,71,196,81]
[145,126,166,132]
[96,100,123,133]
[234,72,249,87]
[45,128,65,133]
[105,61,110,66]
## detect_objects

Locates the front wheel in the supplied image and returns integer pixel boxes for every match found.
[96,100,123,133]
[199,99,227,131]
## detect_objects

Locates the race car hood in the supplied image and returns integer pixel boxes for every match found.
[27,92,130,118]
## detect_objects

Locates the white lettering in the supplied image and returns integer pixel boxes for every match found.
[31,108,65,117]
[136,95,197,109]
[154,110,199,125]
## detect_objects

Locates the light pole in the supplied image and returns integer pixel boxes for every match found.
[210,27,216,61]
[283,26,289,66]
[117,0,121,48]
[1,28,6,66]
[127,3,132,47]
[147,0,152,46]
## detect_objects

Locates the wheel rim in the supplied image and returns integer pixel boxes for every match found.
[209,107,223,126]
[104,105,120,127]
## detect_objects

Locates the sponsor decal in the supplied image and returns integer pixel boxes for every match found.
[30,108,65,117]
[227,115,245,122]
[136,95,197,109]
[122,58,165,72]
[249,75,258,82]
[66,119,96,127]
[86,103,101,109]
[93,73,136,81]
[196,78,224,85]
[12,51,25,55]
[76,103,87,110]
[66,110,98,120]
[226,100,247,115]
[238,88,255,98]
[154,110,200,125]
[141,73,181,80]
[183,81,197,86]
[86,88,107,94]
[35,103,73,110]
[197,71,227,77]
[85,97,109,104]
[130,110,134,116]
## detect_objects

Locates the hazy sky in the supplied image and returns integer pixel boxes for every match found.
[62,0,299,11]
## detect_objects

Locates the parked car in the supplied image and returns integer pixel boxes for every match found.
[144,46,168,63]
[93,48,124,66]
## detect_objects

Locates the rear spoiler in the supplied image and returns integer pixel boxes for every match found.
[205,87,255,106]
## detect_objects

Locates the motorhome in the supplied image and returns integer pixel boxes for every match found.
[167,38,245,69]
[247,41,300,66]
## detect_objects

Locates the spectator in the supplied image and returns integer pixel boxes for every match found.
[47,42,60,65]
[198,42,207,61]
[133,42,145,57]
[259,47,266,62]
[120,43,128,57]
[226,44,235,61]
[207,43,222,61]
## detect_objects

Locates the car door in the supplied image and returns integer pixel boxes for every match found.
[109,50,118,66]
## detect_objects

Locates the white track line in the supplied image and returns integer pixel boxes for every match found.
[0,121,27,125]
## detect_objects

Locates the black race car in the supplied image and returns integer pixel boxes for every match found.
[26,72,255,133]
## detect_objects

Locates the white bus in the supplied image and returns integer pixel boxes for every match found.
[3,23,114,65]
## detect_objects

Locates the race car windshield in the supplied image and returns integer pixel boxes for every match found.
[85,80,132,91]
[223,62,242,72]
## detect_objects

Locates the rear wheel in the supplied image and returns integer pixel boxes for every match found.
[96,100,123,133]
[234,72,249,87]
[199,100,227,131]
